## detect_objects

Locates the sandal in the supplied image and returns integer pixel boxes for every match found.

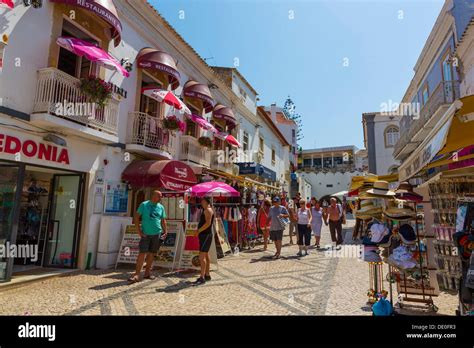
[128,275,140,283]
[144,274,156,280]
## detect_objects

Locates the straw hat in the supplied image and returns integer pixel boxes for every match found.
[366,180,395,196]
[395,181,423,202]
[384,201,416,220]
[355,200,382,219]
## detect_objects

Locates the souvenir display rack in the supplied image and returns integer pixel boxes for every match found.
[429,179,474,293]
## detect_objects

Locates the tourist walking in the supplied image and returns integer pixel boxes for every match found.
[288,199,298,245]
[310,197,324,249]
[129,190,167,283]
[193,197,214,286]
[296,200,312,256]
[268,197,289,259]
[325,197,345,249]
[257,199,271,251]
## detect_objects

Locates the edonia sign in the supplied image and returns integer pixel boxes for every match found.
[0,133,70,165]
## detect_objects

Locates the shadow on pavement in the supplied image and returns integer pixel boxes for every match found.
[156,281,195,293]
[249,255,275,263]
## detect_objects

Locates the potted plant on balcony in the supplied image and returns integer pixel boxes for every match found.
[163,115,181,132]
[79,75,112,107]
[198,136,213,149]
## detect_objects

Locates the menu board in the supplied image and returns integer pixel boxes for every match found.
[104,181,129,214]
[154,220,183,270]
[116,225,140,265]
[179,222,217,271]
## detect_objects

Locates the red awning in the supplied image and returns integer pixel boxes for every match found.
[50,0,122,46]
[213,104,236,128]
[122,160,198,191]
[137,48,181,90]
[183,80,214,113]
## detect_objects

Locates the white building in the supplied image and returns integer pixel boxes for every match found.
[297,145,366,200]
[0,0,288,282]
[362,112,401,175]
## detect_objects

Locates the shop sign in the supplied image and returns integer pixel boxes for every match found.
[0,133,70,165]
[399,118,452,182]
[104,181,128,214]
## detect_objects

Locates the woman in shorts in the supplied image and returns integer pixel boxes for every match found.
[193,197,214,286]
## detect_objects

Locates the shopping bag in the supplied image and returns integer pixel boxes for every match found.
[372,297,393,316]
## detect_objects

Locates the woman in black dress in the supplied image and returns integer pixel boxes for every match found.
[193,197,214,285]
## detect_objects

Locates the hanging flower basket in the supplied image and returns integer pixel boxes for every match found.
[198,136,213,148]
[79,75,112,107]
[163,115,180,131]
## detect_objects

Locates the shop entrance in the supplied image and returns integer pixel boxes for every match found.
[0,161,85,282]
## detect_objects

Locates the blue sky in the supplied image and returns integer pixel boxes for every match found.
[151,0,444,150]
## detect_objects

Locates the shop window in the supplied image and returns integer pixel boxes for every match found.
[185,104,200,138]
[313,158,322,167]
[323,157,332,168]
[385,126,399,147]
[303,159,312,167]
[243,131,249,152]
[140,74,163,118]
[334,157,343,165]
[57,19,99,79]
[421,83,429,106]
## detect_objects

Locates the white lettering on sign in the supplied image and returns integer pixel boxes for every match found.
[0,134,70,165]
[175,167,187,178]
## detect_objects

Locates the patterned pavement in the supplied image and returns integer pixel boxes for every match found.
[0,219,458,315]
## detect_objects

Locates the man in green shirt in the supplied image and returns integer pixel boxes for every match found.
[129,190,167,283]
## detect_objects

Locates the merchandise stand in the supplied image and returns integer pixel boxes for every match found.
[368,262,384,304]
[388,202,438,313]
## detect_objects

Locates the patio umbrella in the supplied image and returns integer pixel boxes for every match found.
[189,114,218,133]
[56,37,129,77]
[141,87,191,116]
[186,182,240,197]
[215,132,242,148]
[0,0,13,9]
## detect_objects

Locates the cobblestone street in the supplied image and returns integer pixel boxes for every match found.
[0,219,458,316]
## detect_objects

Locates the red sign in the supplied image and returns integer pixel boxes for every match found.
[0,134,70,165]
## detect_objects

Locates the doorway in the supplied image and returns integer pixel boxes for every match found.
[0,161,85,282]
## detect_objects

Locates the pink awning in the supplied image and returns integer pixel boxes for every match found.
[50,0,122,46]
[186,182,240,197]
[189,114,218,133]
[57,37,129,77]
[137,48,180,90]
[215,132,242,148]
[213,104,236,128]
[0,0,14,9]
[141,87,190,115]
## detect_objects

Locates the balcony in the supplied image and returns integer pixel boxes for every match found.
[298,163,354,173]
[210,149,238,175]
[394,80,460,159]
[179,135,210,168]
[125,112,172,159]
[31,68,119,143]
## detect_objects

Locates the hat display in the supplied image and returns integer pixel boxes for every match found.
[387,245,417,269]
[377,231,394,248]
[384,200,416,221]
[355,200,382,219]
[370,223,389,243]
[395,181,423,202]
[366,180,396,197]
[398,223,417,245]
[363,246,382,262]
